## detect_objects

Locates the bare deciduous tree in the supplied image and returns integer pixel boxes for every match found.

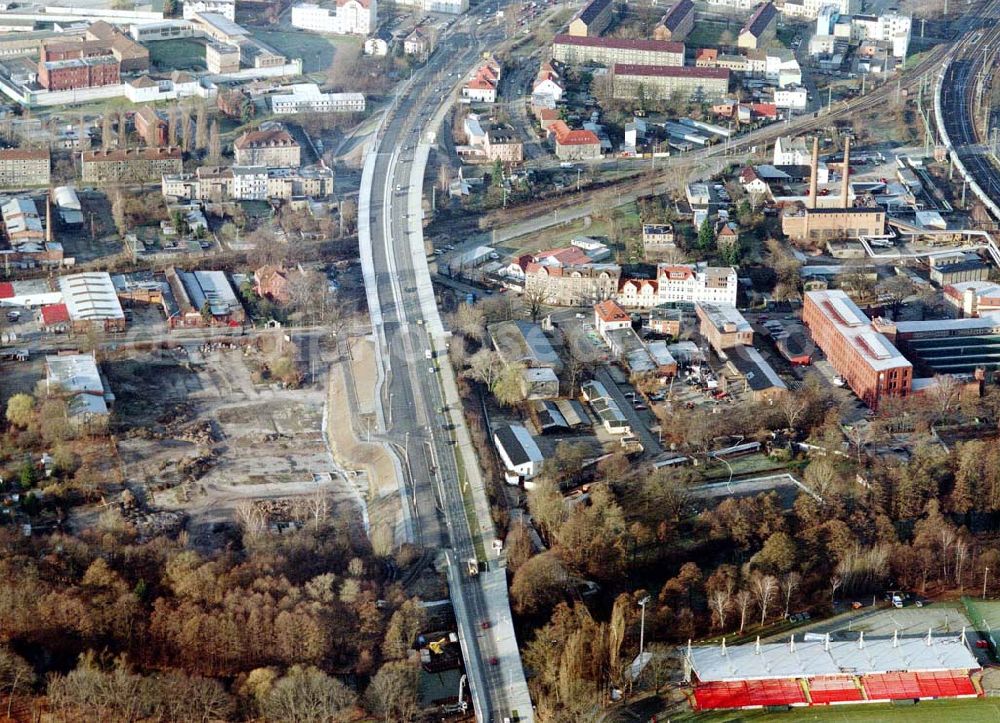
[735,589,753,634]
[781,571,802,619]
[709,588,732,631]
[752,573,778,627]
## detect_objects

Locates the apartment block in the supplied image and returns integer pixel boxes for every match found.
[0,148,50,188]
[233,128,301,167]
[612,64,729,102]
[82,147,183,185]
[553,35,684,68]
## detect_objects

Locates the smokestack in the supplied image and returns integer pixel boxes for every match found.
[841,136,851,208]
[808,136,819,209]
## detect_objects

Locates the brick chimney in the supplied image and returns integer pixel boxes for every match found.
[841,136,851,208]
[808,136,818,210]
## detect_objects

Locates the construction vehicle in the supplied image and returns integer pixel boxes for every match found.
[428,637,449,655]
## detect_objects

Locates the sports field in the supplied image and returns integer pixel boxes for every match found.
[680,697,1000,722]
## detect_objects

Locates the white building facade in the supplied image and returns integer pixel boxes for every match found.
[657,265,738,306]
[183,0,236,20]
[290,0,376,36]
[270,83,365,113]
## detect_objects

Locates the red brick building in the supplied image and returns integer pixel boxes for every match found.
[39,55,119,91]
[135,106,168,147]
[802,289,912,408]
[254,265,295,304]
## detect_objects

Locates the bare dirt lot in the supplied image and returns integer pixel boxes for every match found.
[104,337,367,550]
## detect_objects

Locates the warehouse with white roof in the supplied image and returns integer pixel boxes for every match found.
[57,272,125,333]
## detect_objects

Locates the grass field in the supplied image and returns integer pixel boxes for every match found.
[249,30,360,74]
[678,697,1000,722]
[147,38,206,72]
[685,20,736,48]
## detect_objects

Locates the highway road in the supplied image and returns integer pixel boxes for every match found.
[361,8,533,723]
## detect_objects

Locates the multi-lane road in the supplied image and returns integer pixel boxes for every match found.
[361,8,534,723]
[358,1,1000,721]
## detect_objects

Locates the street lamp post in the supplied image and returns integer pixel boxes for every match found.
[638,595,651,661]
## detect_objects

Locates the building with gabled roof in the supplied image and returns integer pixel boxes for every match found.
[233,127,301,167]
[164,267,245,328]
[493,424,545,485]
[568,0,612,37]
[655,0,695,41]
[738,2,778,49]
[548,119,602,160]
[57,272,126,332]
[45,352,111,424]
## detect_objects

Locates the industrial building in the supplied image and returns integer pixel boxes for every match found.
[802,289,911,407]
[57,272,126,333]
[697,302,753,352]
[489,320,563,373]
[164,267,245,328]
[45,353,111,424]
[877,316,1000,375]
[781,137,886,242]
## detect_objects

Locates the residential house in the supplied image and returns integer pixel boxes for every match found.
[548,120,602,160]
[594,298,632,339]
[493,424,545,486]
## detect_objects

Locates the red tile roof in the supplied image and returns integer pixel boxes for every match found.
[559,129,600,146]
[0,282,13,299]
[537,108,560,120]
[548,119,570,138]
[751,102,778,118]
[0,149,49,162]
[595,299,630,323]
[613,63,729,80]
[659,265,695,281]
[41,303,69,326]
[466,77,496,91]
[553,34,684,54]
